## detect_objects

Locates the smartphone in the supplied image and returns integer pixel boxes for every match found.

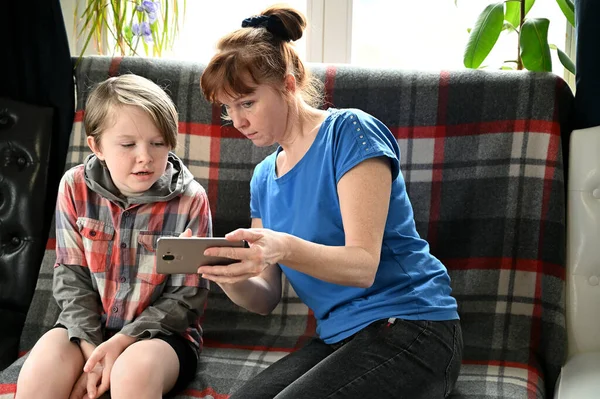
[156,237,248,274]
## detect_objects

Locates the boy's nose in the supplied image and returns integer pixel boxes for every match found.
[137,147,153,163]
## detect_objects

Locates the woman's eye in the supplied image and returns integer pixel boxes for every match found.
[242,101,254,109]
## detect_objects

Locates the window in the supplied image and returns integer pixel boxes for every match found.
[350,0,571,76]
[64,0,573,81]
[163,0,307,62]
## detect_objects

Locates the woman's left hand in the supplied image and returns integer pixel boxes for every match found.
[199,228,288,284]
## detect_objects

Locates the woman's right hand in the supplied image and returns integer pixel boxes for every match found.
[197,228,289,284]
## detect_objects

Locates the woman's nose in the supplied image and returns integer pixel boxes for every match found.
[231,112,248,130]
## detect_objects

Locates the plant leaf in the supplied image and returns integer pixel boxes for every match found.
[505,0,535,28]
[555,0,575,27]
[520,18,552,72]
[555,46,576,74]
[502,22,517,32]
[464,2,504,69]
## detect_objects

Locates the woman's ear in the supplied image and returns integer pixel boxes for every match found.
[86,136,105,161]
[284,74,297,94]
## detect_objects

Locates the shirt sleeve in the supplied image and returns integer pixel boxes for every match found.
[166,185,212,289]
[250,162,263,219]
[54,172,87,267]
[184,183,213,239]
[53,263,103,346]
[119,286,208,339]
[332,109,401,184]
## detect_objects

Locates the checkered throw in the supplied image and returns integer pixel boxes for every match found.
[0,56,574,399]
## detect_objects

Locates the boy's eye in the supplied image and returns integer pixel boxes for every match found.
[121,143,134,148]
[152,142,165,147]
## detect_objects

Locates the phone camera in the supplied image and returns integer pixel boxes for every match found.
[162,254,175,261]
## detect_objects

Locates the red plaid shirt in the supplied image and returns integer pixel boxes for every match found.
[54,163,211,349]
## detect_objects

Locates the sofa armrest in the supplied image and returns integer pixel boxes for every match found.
[567,126,600,356]
[555,352,600,398]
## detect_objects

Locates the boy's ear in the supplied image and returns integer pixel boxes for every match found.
[86,136,105,161]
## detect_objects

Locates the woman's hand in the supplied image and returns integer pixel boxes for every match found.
[198,228,289,284]
[82,334,136,399]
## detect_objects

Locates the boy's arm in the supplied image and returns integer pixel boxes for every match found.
[53,263,103,347]
[53,172,104,347]
[119,286,208,338]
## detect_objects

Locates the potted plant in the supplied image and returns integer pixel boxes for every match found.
[463,0,575,75]
[75,0,185,60]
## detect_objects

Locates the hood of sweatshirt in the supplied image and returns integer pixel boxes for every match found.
[83,152,194,209]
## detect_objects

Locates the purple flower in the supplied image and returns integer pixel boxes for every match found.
[147,11,157,23]
[140,21,151,36]
[142,1,159,14]
[135,5,144,12]
[131,21,153,43]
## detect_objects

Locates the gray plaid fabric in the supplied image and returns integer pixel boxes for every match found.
[0,56,573,399]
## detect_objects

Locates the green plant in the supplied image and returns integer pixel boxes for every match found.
[462,0,575,75]
[75,0,185,59]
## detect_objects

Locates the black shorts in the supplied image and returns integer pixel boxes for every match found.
[155,332,198,395]
[53,325,198,395]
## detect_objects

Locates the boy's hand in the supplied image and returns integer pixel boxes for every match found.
[69,372,93,399]
[179,228,193,237]
[79,340,96,361]
[83,334,136,399]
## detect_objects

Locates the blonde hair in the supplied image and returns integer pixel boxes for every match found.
[200,5,323,108]
[84,74,178,149]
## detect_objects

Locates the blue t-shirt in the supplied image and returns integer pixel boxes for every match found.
[250,108,458,344]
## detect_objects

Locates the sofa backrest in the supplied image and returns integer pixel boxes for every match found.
[20,56,573,395]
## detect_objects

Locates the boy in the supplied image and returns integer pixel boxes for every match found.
[16,74,211,399]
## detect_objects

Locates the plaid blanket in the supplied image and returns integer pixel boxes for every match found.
[0,56,573,398]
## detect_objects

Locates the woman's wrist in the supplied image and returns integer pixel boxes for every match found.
[277,232,293,264]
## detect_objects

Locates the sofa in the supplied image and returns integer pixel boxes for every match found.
[0,56,575,398]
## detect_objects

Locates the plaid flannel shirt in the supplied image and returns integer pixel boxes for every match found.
[53,163,211,350]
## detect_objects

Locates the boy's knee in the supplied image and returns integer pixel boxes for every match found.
[110,358,156,393]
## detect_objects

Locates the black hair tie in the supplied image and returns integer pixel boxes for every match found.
[241,15,291,42]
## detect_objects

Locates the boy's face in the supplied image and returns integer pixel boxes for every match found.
[87,105,171,197]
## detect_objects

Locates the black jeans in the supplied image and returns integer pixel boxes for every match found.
[230,318,463,399]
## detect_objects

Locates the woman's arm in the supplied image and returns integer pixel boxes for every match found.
[280,156,391,287]
[201,156,392,288]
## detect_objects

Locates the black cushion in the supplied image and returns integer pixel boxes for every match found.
[0,98,53,369]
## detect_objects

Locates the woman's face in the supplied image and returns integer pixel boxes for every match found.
[219,83,290,147]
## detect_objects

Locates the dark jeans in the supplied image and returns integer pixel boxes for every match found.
[230,318,463,399]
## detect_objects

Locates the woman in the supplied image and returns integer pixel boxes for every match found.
[196,5,463,398]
